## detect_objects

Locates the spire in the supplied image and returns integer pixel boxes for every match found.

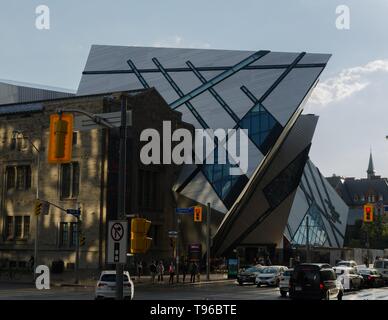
[367,149,375,179]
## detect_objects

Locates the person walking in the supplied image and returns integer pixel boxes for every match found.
[190,262,198,283]
[157,261,164,282]
[168,262,175,285]
[182,261,188,283]
[149,261,157,284]
[137,260,143,280]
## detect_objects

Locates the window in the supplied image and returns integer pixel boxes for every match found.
[23,216,30,239]
[368,194,376,203]
[5,216,30,240]
[72,132,78,145]
[59,222,69,247]
[60,162,80,199]
[6,216,13,239]
[238,103,283,155]
[15,216,23,239]
[263,147,310,208]
[69,222,78,247]
[6,165,31,191]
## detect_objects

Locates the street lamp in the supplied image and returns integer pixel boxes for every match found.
[12,130,41,280]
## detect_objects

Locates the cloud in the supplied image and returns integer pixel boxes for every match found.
[152,35,211,49]
[309,59,388,106]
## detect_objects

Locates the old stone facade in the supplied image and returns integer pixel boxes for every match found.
[0,88,189,270]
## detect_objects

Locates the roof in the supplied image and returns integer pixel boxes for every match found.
[340,177,388,206]
[0,88,150,116]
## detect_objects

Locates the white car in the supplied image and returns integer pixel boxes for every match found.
[95,270,134,300]
[256,266,288,287]
[333,266,363,291]
[373,259,388,283]
[279,268,293,297]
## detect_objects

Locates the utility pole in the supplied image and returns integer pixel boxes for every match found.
[306,216,311,263]
[74,204,81,284]
[116,95,127,300]
[206,202,211,281]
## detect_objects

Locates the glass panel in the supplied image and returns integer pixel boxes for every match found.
[69,222,78,247]
[15,216,23,239]
[72,162,80,197]
[61,164,71,198]
[6,216,13,238]
[23,216,30,239]
[6,167,15,190]
[16,166,26,190]
[60,223,68,247]
[238,103,283,155]
[263,147,310,208]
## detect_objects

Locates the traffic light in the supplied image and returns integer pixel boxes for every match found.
[48,113,73,164]
[364,204,374,222]
[34,200,42,216]
[130,218,152,254]
[193,206,202,222]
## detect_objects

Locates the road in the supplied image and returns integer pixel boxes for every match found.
[0,281,388,300]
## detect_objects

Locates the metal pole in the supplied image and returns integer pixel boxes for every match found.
[116,95,127,300]
[206,202,211,281]
[176,218,181,283]
[306,216,310,263]
[33,146,40,281]
[75,214,80,284]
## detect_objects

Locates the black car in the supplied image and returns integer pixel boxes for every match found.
[359,268,385,288]
[237,266,262,285]
[289,263,343,300]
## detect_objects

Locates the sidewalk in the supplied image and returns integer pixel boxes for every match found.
[0,271,232,288]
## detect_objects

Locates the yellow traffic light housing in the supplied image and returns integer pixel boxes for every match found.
[34,200,42,216]
[130,218,152,254]
[48,113,73,164]
[193,206,202,222]
[364,204,374,222]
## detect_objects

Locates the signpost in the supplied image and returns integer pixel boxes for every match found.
[107,220,128,264]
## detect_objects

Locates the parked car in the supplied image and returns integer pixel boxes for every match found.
[358,268,385,288]
[336,260,358,269]
[279,268,293,297]
[373,259,388,283]
[289,263,343,300]
[237,266,263,285]
[256,266,288,287]
[95,270,134,300]
[333,266,363,291]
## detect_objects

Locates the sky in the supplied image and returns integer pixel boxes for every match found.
[0,0,388,178]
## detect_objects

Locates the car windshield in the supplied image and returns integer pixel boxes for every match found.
[245,267,261,273]
[373,261,388,269]
[100,274,129,282]
[320,270,336,281]
[262,267,278,274]
[337,262,350,267]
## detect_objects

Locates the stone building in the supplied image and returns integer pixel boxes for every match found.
[0,88,190,270]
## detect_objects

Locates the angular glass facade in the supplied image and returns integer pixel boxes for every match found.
[292,203,328,246]
[238,103,283,155]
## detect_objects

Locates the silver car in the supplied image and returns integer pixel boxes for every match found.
[256,266,288,287]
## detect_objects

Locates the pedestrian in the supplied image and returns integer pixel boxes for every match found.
[157,260,164,282]
[28,255,34,273]
[190,262,198,283]
[149,261,157,284]
[137,260,143,280]
[182,261,188,283]
[168,262,175,284]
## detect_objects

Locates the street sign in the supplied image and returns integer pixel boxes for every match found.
[66,208,81,218]
[175,207,194,214]
[168,231,178,238]
[107,220,128,264]
[73,111,132,131]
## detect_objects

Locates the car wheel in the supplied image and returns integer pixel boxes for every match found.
[238,281,243,286]
[256,283,261,288]
[280,290,287,298]
[276,279,280,287]
[349,280,353,291]
[337,292,343,301]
